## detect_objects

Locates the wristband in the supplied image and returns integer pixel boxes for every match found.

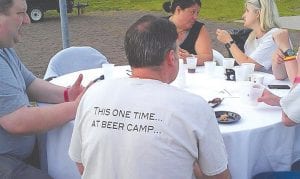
[284,55,296,61]
[225,40,235,49]
[64,88,70,102]
[294,77,300,84]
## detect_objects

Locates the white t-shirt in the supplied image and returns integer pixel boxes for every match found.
[69,78,228,179]
[244,28,279,73]
[280,85,300,123]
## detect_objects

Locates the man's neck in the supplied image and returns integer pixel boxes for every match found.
[131,67,170,84]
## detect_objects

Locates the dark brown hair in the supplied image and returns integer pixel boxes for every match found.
[162,0,201,13]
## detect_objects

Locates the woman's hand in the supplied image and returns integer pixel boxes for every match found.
[272,48,285,65]
[216,29,233,44]
[178,47,191,60]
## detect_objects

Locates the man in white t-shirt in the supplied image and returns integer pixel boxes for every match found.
[69,15,230,179]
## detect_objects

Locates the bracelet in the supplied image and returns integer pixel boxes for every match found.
[294,77,300,84]
[284,55,296,61]
[225,40,235,49]
[64,88,70,102]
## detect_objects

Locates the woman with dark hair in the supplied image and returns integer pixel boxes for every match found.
[163,0,213,65]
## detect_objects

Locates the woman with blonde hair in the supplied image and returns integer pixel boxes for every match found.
[216,0,280,72]
[163,0,213,65]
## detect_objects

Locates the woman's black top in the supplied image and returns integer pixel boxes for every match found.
[180,21,204,55]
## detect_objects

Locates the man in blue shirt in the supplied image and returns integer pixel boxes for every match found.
[0,0,85,178]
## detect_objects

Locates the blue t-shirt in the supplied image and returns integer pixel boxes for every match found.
[0,48,36,160]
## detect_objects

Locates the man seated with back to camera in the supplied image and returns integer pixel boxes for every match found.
[68,15,230,179]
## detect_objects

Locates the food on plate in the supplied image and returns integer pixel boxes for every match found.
[215,111,241,124]
[219,113,229,121]
[208,97,223,108]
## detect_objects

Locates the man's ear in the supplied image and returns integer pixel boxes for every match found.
[166,49,176,66]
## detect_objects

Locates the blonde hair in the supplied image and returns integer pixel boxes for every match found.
[245,0,280,41]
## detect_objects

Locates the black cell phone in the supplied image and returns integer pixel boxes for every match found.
[268,84,290,89]
[225,69,235,81]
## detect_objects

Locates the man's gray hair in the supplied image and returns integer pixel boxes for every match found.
[124,15,178,68]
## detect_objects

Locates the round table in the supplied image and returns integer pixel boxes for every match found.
[41,65,300,179]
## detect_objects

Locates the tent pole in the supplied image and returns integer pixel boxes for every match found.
[59,0,70,49]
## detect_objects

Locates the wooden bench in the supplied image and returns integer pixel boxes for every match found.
[74,2,89,15]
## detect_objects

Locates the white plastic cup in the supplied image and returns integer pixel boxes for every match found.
[250,74,265,84]
[102,63,115,79]
[248,83,265,106]
[186,56,197,73]
[223,58,235,69]
[241,63,255,80]
[234,66,247,81]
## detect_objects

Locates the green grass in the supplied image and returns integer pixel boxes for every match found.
[199,0,300,21]
[82,0,163,11]
[53,0,300,22]
[200,0,245,21]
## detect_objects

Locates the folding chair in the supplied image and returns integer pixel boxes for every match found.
[252,171,300,179]
[213,49,225,66]
[44,46,108,80]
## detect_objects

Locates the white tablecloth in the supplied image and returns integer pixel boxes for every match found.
[40,65,300,179]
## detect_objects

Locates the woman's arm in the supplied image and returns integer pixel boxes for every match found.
[272,49,288,80]
[194,26,213,65]
[286,46,300,83]
[216,29,263,69]
[178,26,213,65]
[272,29,298,82]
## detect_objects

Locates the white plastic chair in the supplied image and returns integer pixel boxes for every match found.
[213,49,225,66]
[44,46,108,80]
